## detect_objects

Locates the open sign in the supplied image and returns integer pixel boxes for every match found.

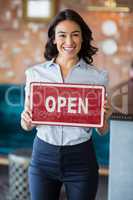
[30,83,105,127]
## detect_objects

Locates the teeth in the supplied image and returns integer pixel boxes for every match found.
[64,47,74,52]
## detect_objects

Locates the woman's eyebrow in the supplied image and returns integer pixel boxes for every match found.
[56,30,81,34]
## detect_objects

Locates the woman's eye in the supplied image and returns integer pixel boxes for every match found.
[72,34,79,37]
[59,34,66,38]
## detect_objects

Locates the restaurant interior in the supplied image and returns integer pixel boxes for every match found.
[0,0,133,199]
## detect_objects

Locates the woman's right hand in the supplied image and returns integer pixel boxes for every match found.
[21,107,35,131]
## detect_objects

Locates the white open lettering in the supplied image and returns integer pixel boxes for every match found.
[68,97,77,113]
[57,96,66,112]
[45,96,89,114]
[45,96,56,112]
[78,98,88,114]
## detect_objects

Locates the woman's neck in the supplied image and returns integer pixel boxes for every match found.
[55,56,79,79]
[55,56,79,70]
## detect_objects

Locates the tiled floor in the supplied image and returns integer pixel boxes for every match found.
[0,165,108,200]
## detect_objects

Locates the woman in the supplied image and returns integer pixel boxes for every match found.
[21,9,111,200]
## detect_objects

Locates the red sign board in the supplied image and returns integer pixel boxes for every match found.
[30,83,105,127]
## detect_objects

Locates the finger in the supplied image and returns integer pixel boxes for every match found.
[24,107,32,117]
[21,111,32,123]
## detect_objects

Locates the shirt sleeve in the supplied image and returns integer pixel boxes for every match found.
[100,69,111,100]
[95,70,110,135]
[100,70,109,90]
[24,68,32,107]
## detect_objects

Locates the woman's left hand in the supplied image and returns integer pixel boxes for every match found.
[103,97,112,122]
[97,97,112,135]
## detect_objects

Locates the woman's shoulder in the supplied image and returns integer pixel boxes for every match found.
[82,60,109,86]
[91,65,108,79]
[25,60,52,76]
[26,61,51,72]
[82,60,108,78]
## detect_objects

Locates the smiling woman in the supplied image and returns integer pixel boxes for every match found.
[21,9,112,200]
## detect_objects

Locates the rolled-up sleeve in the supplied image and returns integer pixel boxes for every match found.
[98,70,110,98]
[24,68,32,105]
[100,70,109,89]
[95,69,110,135]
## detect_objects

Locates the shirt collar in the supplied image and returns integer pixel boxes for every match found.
[46,58,87,69]
[45,58,56,68]
[76,58,87,68]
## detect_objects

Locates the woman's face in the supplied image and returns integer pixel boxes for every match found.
[54,20,82,60]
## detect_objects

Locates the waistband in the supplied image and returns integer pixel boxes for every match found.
[35,135,92,152]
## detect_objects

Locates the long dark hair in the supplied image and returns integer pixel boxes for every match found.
[44,9,98,64]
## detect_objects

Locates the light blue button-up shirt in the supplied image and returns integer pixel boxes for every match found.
[25,59,108,145]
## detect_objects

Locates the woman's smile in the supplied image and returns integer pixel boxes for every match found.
[63,46,76,53]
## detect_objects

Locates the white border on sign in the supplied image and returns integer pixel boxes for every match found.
[30,82,105,128]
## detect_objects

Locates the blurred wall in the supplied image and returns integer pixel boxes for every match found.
[0,0,132,88]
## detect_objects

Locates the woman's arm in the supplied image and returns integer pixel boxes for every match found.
[21,97,35,131]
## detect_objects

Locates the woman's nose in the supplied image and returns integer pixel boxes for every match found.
[65,36,73,45]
